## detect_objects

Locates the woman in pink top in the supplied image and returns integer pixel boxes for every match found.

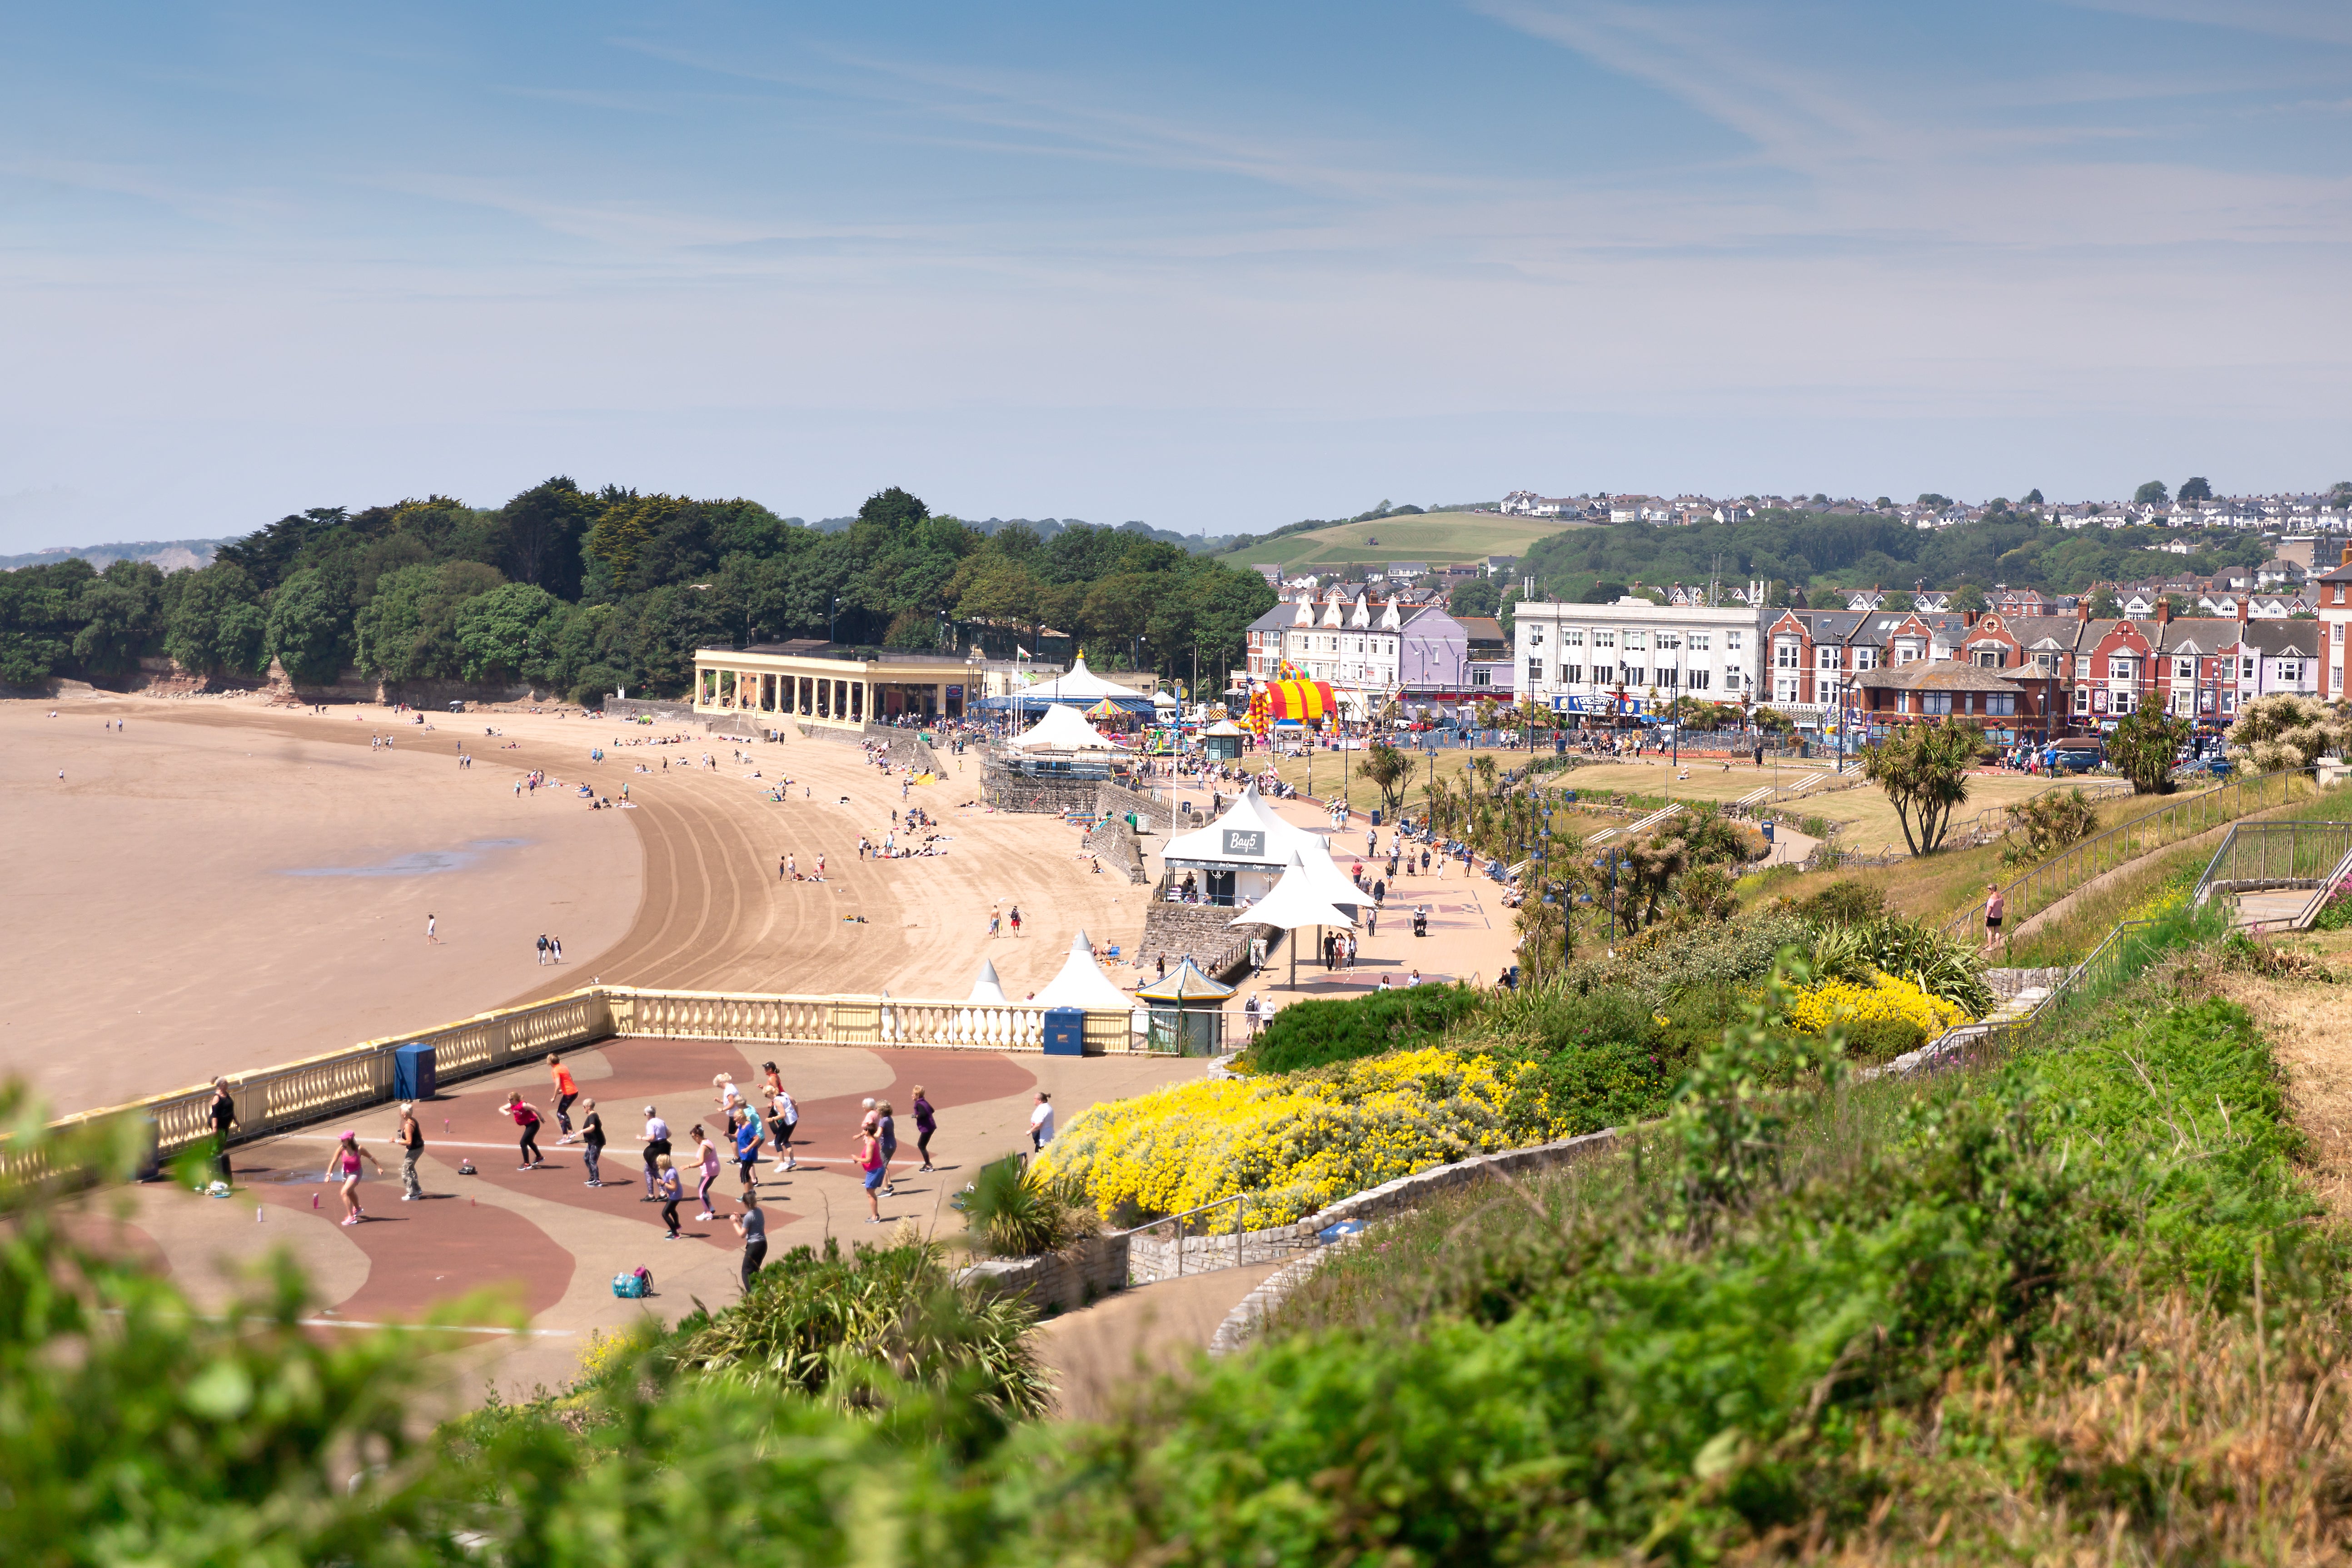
[690,1125,723,1220]
[1983,882,2006,953]
[332,1131,381,1226]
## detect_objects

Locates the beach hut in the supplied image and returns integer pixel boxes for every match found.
[1133,959,1236,1055]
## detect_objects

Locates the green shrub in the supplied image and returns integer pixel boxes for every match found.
[1839,1014,1928,1062]
[957,1155,1095,1257]
[1470,984,1676,1135]
[1241,984,1487,1074]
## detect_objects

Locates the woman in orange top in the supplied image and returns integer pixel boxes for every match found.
[548,1053,581,1142]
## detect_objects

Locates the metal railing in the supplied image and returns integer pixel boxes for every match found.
[2193,821,2352,910]
[1118,1192,1312,1282]
[1946,768,2310,942]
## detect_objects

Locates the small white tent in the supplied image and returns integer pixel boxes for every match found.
[1019,654,1152,710]
[955,957,1015,1045]
[1229,853,1358,988]
[967,959,1008,1005]
[1035,929,1143,1013]
[1010,700,1129,752]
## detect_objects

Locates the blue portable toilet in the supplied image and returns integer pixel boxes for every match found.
[393,1042,438,1101]
[1041,1006,1087,1056]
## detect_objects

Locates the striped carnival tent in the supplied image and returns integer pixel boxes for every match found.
[1252,677,1337,725]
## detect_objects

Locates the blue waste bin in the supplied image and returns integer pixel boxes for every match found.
[1762,819,1776,846]
[393,1042,438,1101]
[1041,1007,1087,1057]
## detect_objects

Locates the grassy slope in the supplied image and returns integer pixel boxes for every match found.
[1215,511,1587,571]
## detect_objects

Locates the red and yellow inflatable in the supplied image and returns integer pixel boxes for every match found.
[1248,677,1336,733]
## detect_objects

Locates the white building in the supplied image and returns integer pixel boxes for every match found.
[1271,587,1408,718]
[1511,588,1766,719]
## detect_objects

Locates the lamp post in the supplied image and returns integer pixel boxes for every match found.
[829,595,842,645]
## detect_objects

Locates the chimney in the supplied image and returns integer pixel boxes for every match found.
[2237,595,2249,626]
[2078,599,2090,624]
[2156,598,2171,625]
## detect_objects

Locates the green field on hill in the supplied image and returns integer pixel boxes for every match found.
[1217,510,1586,572]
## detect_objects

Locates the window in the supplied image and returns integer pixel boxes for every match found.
[1563,663,1583,685]
[2075,687,2091,714]
[1471,667,1491,687]
[1974,648,2002,668]
[1818,646,1838,670]
[1563,628,1585,648]
[1894,641,1921,664]
[2336,623,2346,645]
[1527,657,1544,686]
[1986,693,2016,716]
[1726,631,1743,650]
[1920,692,1953,715]
[2242,656,2257,679]
[2034,651,2057,672]
[1660,667,1679,688]
[2280,660,2304,684]
[1655,632,1679,651]
[2114,690,2136,714]
[1687,632,1710,651]
[1724,670,1743,690]
[1592,630,1615,650]
[1775,676,1799,702]
[1854,647,1877,671]
[1625,665,1647,687]
[1774,640,1801,669]
[2173,690,2195,716]
[1687,669,1711,691]
[2108,657,2135,682]
[2175,657,2195,680]
[1529,627,1544,646]
[1624,630,1648,651]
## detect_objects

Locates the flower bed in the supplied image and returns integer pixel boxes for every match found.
[1036,1047,1560,1230]
[1782,969,1972,1039]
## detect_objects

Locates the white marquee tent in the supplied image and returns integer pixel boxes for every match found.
[1034,929,1144,1014]
[1009,700,1130,752]
[1011,654,1155,713]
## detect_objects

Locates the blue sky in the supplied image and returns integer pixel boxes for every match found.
[2,0,2347,549]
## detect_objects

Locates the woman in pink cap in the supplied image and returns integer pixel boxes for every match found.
[333,1130,380,1225]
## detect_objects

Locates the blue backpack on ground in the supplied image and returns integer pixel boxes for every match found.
[612,1266,652,1299]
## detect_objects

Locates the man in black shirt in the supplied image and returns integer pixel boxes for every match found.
[393,1103,425,1200]
[209,1078,237,1185]
[578,1098,607,1187]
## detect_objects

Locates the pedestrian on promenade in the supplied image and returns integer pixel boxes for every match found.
[734,1101,764,1194]
[732,1192,768,1292]
[857,1127,885,1223]
[548,1053,579,1140]
[641,1107,671,1197]
[579,1099,606,1186]
[391,1103,424,1200]
[209,1077,237,1185]
[770,1083,799,1173]
[656,1155,683,1238]
[690,1125,722,1220]
[1028,1092,1054,1152]
[504,1092,546,1169]
[332,1131,380,1226]
[875,1100,898,1196]
[912,1086,937,1171]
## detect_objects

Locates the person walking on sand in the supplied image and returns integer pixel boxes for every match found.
[536,934,548,966]
[505,1092,546,1169]
[1008,904,1022,937]
[579,1098,606,1186]
[779,854,788,881]
[332,1131,380,1225]
[987,910,1001,939]
[208,1077,237,1185]
[548,1053,580,1140]
[655,1155,684,1239]
[641,1107,671,1198]
[1028,1091,1054,1152]
[426,912,440,944]
[690,1125,722,1220]
[857,1126,885,1223]
[912,1086,937,1172]
[731,1192,767,1293]
[551,935,562,963]
[391,1103,424,1200]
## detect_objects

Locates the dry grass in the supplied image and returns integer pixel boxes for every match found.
[2210,968,2352,1217]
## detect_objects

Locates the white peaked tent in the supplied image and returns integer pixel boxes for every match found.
[1035,929,1143,1013]
[1296,841,1370,914]
[967,958,1008,1005]
[1010,699,1130,752]
[1161,780,1328,867]
[955,957,1015,1045]
[1017,654,1155,712]
[1230,853,1358,989]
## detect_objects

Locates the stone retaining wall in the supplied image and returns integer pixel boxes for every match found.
[1095,779,1174,834]
[957,1233,1130,1314]
[981,767,1101,815]
[1137,903,1271,981]
[1084,812,1151,884]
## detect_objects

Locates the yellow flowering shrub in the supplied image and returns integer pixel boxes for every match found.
[1781,969,1971,1038]
[1035,1048,1561,1230]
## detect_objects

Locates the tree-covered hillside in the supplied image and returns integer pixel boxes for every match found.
[1519,505,2274,605]
[0,482,1275,702]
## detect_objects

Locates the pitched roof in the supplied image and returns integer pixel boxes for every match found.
[1854,662,2025,694]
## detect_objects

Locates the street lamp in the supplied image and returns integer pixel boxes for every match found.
[829,595,842,645]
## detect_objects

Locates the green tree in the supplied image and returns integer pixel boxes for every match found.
[2022,488,2045,505]
[163,561,270,677]
[1917,493,1953,510]
[454,582,567,684]
[2088,587,2122,619]
[2178,476,2212,503]
[1948,583,1988,614]
[1859,717,1983,855]
[71,560,166,676]
[2133,479,2170,506]
[2106,703,2192,794]
[1358,739,1412,817]
[353,561,505,682]
[264,568,350,684]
